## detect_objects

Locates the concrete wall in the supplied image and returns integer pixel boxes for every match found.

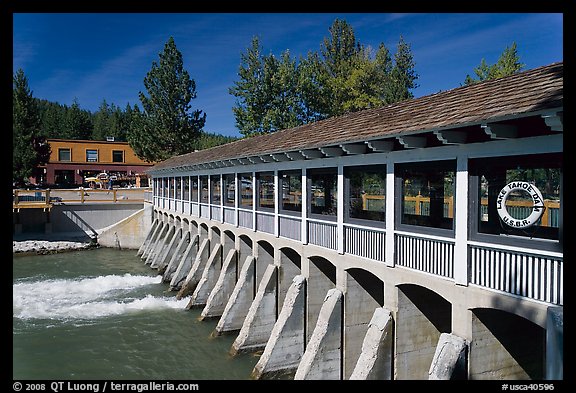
[14,202,145,242]
[395,285,451,380]
[98,206,152,249]
[343,269,383,379]
[306,256,336,343]
[470,308,545,380]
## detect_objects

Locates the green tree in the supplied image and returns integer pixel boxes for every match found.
[129,36,206,162]
[387,36,419,102]
[229,36,270,136]
[13,69,50,184]
[230,19,419,136]
[63,98,93,139]
[464,42,525,85]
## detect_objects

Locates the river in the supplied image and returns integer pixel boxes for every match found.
[13,248,259,380]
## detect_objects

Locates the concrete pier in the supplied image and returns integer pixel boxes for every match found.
[215,256,256,335]
[349,308,393,380]
[230,264,278,355]
[428,333,467,380]
[151,226,179,271]
[187,243,222,308]
[148,224,173,268]
[200,249,237,319]
[176,238,210,299]
[546,306,563,380]
[143,221,168,263]
[252,275,306,379]
[169,234,198,291]
[139,218,160,258]
[162,229,189,280]
[294,288,343,380]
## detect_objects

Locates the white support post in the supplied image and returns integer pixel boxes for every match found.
[252,171,257,232]
[454,155,469,285]
[235,173,239,228]
[337,165,344,254]
[207,175,212,220]
[220,173,224,224]
[274,170,279,237]
[385,162,395,267]
[301,168,308,245]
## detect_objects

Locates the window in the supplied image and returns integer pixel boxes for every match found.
[162,178,168,198]
[398,160,455,231]
[58,148,71,162]
[183,176,190,201]
[257,172,275,210]
[210,175,221,205]
[86,149,98,162]
[281,171,302,212]
[175,177,181,200]
[239,173,253,208]
[199,176,209,203]
[191,177,199,202]
[223,174,235,207]
[309,169,337,217]
[470,153,561,245]
[345,165,386,222]
[112,150,124,163]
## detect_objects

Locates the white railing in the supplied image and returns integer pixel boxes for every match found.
[256,211,275,234]
[308,219,337,250]
[395,233,454,278]
[279,215,301,241]
[200,204,210,219]
[224,207,236,225]
[211,205,221,221]
[344,224,386,262]
[238,209,253,230]
[469,244,563,305]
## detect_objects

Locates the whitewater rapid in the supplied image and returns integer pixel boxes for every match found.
[13,273,189,320]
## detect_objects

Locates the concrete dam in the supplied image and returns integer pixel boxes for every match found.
[30,62,560,380]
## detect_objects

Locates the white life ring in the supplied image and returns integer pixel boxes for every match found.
[496,181,545,229]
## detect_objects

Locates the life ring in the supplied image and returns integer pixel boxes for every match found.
[496,181,545,229]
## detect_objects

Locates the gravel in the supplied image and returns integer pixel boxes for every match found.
[13,239,97,255]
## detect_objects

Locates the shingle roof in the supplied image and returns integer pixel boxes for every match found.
[150,61,563,172]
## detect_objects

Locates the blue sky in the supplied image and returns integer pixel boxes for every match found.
[13,13,563,138]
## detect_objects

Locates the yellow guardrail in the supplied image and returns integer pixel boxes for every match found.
[13,188,151,211]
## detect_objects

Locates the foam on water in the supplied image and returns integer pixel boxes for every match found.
[13,274,189,320]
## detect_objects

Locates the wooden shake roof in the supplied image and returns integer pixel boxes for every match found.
[150,61,563,173]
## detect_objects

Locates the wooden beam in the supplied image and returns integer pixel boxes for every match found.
[434,130,468,144]
[481,123,518,139]
[238,158,251,165]
[272,153,292,162]
[285,151,306,161]
[259,155,275,163]
[248,156,264,164]
[340,143,367,155]
[366,140,394,152]
[320,146,345,157]
[542,112,563,132]
[397,135,427,148]
[300,149,324,159]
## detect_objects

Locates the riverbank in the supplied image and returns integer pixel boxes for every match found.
[13,236,98,255]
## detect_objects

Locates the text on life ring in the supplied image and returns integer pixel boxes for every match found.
[496,181,544,229]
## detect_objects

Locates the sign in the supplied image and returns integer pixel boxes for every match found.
[496,181,544,229]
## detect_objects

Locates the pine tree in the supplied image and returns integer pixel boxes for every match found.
[130,36,206,162]
[13,69,50,185]
[387,36,419,102]
[464,42,525,85]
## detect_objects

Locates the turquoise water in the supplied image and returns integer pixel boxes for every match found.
[13,248,259,380]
